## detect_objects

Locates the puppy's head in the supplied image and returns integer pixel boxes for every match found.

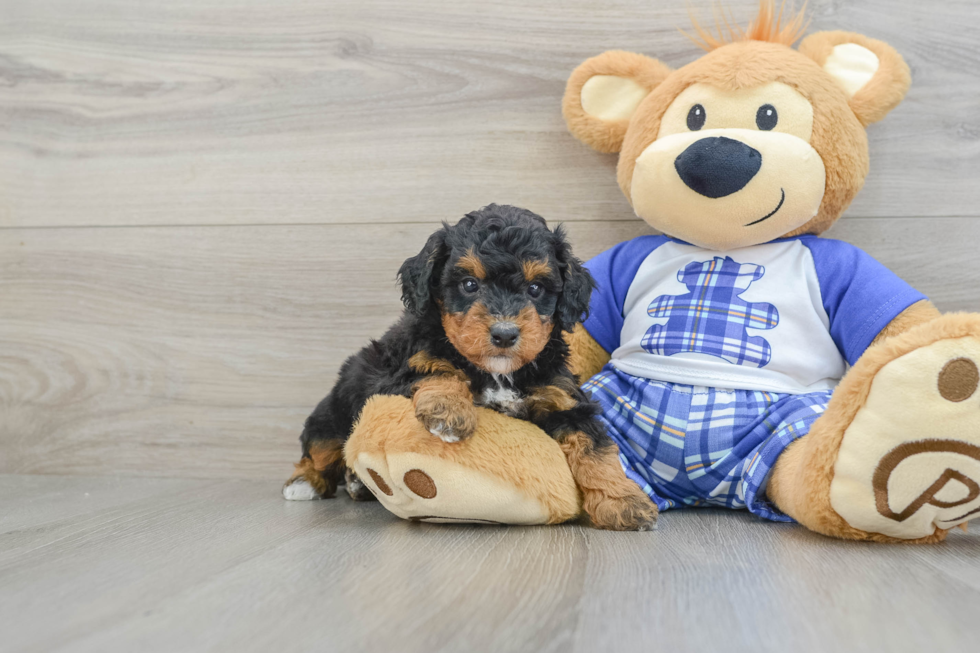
[398,204,594,375]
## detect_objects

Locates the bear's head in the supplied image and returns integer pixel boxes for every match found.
[563,0,910,250]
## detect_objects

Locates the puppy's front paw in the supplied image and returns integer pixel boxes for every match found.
[414,395,478,443]
[584,490,659,531]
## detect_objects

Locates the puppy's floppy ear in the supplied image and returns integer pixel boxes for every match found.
[563,50,672,153]
[398,227,449,316]
[552,225,596,330]
[798,31,911,126]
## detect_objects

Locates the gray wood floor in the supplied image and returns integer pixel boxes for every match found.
[3,1,980,650]
[1,473,978,653]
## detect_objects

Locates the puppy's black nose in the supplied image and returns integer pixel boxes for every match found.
[490,322,520,349]
[674,136,762,198]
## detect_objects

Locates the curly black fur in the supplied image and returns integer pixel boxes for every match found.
[295,204,614,497]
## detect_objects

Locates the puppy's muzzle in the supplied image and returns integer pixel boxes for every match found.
[489,322,520,349]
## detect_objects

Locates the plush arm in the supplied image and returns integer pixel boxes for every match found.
[870,300,942,346]
[565,324,612,382]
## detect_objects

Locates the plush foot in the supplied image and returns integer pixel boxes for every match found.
[829,319,980,540]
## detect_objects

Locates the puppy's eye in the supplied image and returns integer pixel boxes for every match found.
[460,278,480,294]
[756,104,778,130]
[687,104,706,131]
[527,283,544,299]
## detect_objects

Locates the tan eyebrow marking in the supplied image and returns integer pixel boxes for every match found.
[522,260,552,281]
[457,248,486,279]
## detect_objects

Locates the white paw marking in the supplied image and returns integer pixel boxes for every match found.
[348,477,365,494]
[429,423,460,443]
[282,479,319,501]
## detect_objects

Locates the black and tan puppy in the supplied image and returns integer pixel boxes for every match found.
[283,204,657,530]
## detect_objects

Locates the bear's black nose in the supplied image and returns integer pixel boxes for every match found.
[674,136,762,198]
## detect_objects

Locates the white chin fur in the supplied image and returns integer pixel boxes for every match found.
[483,356,516,375]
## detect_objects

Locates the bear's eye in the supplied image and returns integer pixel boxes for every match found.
[461,278,480,294]
[687,104,706,131]
[756,104,778,130]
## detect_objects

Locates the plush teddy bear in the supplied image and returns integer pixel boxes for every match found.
[342,0,980,542]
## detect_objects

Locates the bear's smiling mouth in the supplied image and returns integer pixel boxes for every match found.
[744,188,786,227]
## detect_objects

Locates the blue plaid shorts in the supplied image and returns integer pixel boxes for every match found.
[582,366,832,521]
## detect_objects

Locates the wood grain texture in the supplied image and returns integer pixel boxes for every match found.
[0,220,646,479]
[0,475,978,653]
[0,0,978,228]
[4,4,980,648]
[2,217,980,480]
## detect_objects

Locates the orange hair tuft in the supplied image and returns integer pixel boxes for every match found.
[683,0,810,51]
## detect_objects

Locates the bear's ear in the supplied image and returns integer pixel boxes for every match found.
[798,31,911,126]
[562,51,672,153]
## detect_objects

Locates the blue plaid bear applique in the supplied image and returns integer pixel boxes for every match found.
[641,256,779,367]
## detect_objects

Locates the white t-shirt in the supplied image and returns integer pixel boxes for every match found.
[582,235,925,394]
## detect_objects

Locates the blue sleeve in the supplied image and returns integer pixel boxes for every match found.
[582,235,670,354]
[802,237,927,365]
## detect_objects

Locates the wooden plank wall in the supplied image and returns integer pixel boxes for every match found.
[2,0,979,479]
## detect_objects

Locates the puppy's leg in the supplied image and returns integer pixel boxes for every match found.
[284,394,351,500]
[412,373,478,443]
[558,429,658,531]
[285,361,369,500]
[527,381,656,530]
[283,438,346,500]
